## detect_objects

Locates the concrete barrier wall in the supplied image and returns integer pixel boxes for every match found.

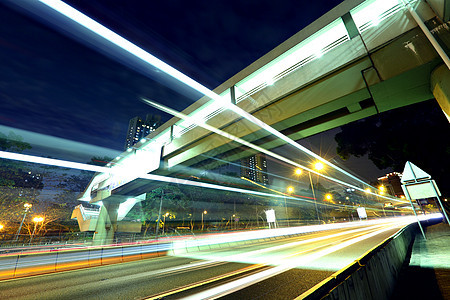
[298,224,418,300]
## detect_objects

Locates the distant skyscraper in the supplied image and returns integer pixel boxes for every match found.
[240,153,269,185]
[124,114,161,150]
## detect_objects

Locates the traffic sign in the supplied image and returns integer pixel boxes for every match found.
[401,161,431,183]
[401,161,449,233]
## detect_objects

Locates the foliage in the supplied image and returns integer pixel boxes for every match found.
[0,131,32,153]
[335,100,450,194]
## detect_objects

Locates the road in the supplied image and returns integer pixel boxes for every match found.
[0,220,410,299]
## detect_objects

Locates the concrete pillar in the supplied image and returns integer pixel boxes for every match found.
[93,201,120,245]
[431,64,450,122]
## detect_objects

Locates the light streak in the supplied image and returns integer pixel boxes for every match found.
[171,215,442,253]
[37,0,400,203]
[0,150,296,202]
[0,150,106,173]
[141,98,406,203]
[0,150,395,212]
[181,225,405,299]
[192,224,391,264]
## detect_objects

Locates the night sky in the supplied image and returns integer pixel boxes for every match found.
[0,0,406,182]
[0,0,343,151]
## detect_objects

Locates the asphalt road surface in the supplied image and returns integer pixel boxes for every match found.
[0,220,409,300]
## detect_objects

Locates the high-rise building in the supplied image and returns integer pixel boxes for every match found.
[378,172,404,197]
[124,114,162,150]
[240,153,269,185]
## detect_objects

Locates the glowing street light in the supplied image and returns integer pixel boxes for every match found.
[30,216,44,244]
[365,188,371,193]
[14,203,32,242]
[33,216,44,223]
[163,212,169,234]
[0,224,4,231]
[307,163,324,224]
[325,194,333,201]
[202,210,207,231]
[314,162,324,171]
[295,168,302,175]
[285,187,295,227]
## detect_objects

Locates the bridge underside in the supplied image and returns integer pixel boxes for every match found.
[72,0,450,244]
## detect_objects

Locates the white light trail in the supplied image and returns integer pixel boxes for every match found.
[0,150,295,201]
[172,214,442,254]
[181,225,404,300]
[183,224,390,264]
[141,98,405,203]
[0,150,106,173]
[37,0,394,200]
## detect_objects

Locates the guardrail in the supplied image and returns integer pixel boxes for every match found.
[0,242,170,280]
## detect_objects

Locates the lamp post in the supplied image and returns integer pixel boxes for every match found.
[295,167,321,224]
[286,187,294,227]
[163,212,169,235]
[14,203,32,242]
[30,216,44,244]
[310,163,324,224]
[232,214,236,230]
[378,186,387,217]
[202,210,207,231]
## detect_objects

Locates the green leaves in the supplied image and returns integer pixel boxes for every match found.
[0,131,32,152]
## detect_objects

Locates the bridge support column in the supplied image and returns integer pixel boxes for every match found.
[431,64,450,122]
[93,202,119,245]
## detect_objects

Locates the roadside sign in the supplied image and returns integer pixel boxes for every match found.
[401,161,449,237]
[265,209,277,229]
[401,180,441,200]
[357,207,367,219]
[401,161,431,184]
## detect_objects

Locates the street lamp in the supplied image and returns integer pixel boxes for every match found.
[232,214,236,229]
[163,212,169,234]
[295,166,322,224]
[314,162,324,171]
[311,163,324,224]
[14,203,32,242]
[202,210,207,231]
[0,224,4,231]
[325,194,332,201]
[30,216,44,244]
[285,187,294,227]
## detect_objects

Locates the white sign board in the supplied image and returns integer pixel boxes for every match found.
[265,209,276,223]
[401,161,431,183]
[357,207,367,219]
[401,180,441,200]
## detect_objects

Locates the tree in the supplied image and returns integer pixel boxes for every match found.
[0,132,40,234]
[140,184,191,235]
[335,100,450,194]
[0,131,32,152]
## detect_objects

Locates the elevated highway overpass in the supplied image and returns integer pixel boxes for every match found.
[11,0,449,243]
